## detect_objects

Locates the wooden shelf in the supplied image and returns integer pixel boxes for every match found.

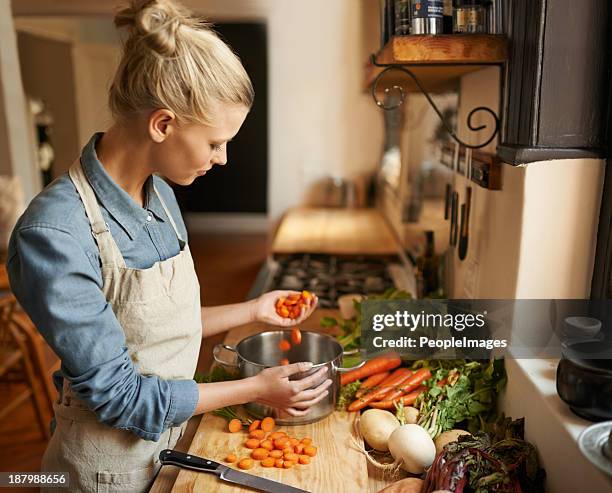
[365,34,508,93]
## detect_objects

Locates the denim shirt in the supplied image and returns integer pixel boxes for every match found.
[7,133,200,442]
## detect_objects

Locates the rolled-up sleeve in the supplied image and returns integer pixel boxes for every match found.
[7,224,199,441]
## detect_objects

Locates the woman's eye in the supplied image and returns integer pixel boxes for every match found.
[211,143,223,152]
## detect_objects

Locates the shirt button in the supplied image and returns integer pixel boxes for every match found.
[146,214,152,222]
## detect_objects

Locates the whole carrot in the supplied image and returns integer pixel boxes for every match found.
[367,386,427,410]
[340,354,401,386]
[355,367,411,398]
[354,371,390,398]
[377,368,432,402]
[348,369,414,412]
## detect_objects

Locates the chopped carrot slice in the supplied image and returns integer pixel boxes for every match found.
[225,453,237,463]
[251,448,269,461]
[278,340,291,351]
[249,429,265,440]
[291,328,302,345]
[261,457,275,467]
[273,438,289,450]
[228,419,242,433]
[261,417,276,432]
[304,446,317,457]
[259,439,273,451]
[248,420,261,432]
[245,439,260,449]
[238,458,253,470]
[284,452,299,462]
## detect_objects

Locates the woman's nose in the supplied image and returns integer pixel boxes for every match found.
[212,148,227,166]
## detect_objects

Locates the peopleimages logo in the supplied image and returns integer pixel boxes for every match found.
[372,310,487,332]
[361,298,612,360]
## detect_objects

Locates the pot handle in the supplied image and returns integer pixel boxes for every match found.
[213,343,239,368]
[337,349,366,372]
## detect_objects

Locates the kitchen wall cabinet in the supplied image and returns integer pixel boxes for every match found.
[499,0,610,165]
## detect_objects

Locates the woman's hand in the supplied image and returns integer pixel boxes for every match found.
[253,362,332,417]
[251,290,318,327]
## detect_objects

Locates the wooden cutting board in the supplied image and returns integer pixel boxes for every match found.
[271,207,399,256]
[168,310,372,493]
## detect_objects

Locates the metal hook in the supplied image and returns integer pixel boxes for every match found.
[370,55,500,150]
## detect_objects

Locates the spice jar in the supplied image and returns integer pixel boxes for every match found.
[395,0,411,35]
[453,0,486,33]
[411,0,444,35]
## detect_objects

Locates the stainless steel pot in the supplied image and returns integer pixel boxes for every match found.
[213,331,364,425]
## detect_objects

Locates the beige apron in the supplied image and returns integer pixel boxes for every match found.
[41,160,202,492]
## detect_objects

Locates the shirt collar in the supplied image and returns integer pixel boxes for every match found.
[80,133,166,241]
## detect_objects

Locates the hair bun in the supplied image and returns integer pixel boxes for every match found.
[115,0,195,56]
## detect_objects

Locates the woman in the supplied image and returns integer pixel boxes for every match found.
[6,1,331,491]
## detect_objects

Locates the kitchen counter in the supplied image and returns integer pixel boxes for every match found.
[499,357,612,493]
[151,309,404,493]
[271,207,399,256]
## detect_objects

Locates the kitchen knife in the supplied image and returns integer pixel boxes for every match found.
[458,186,471,261]
[450,191,459,247]
[458,149,472,261]
[445,142,460,221]
[159,449,311,493]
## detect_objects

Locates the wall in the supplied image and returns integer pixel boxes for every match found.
[17,31,81,178]
[447,67,604,299]
[0,0,40,203]
[11,0,384,224]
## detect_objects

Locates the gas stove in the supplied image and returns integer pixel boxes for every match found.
[253,253,414,308]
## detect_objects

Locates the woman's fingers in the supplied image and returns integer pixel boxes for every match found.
[283,407,310,417]
[292,378,333,402]
[290,387,331,409]
[294,367,329,391]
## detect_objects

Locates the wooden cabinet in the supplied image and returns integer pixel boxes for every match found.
[499,0,610,164]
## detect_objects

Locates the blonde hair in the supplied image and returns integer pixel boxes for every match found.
[109,0,254,125]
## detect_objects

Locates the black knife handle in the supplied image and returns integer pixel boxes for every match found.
[444,184,451,220]
[450,191,459,246]
[159,449,222,474]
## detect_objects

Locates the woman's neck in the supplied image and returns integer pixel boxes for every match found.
[95,124,153,208]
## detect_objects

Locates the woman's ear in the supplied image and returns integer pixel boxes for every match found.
[148,109,176,143]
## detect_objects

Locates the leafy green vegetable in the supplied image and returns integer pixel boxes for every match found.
[195,368,245,423]
[414,359,507,439]
[195,365,239,383]
[212,405,252,426]
[337,380,361,411]
[322,288,412,352]
[422,417,546,493]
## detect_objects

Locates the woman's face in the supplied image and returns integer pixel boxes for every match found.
[150,103,249,186]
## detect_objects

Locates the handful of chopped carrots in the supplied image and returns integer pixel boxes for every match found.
[275,291,314,320]
[222,416,318,470]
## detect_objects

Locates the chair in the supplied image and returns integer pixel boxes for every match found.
[0,294,50,440]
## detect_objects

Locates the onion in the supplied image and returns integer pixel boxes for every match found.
[359,409,400,452]
[434,429,471,455]
[387,424,436,474]
[400,406,419,424]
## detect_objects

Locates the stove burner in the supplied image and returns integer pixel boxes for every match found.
[269,253,397,308]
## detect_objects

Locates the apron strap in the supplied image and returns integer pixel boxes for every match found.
[153,183,185,247]
[68,159,127,268]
